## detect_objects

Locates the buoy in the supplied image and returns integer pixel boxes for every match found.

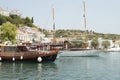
[20,56,23,60]
[37,57,42,62]
[0,57,2,61]
[12,57,15,61]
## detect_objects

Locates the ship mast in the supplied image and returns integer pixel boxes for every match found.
[52,6,55,32]
[83,0,87,41]
[52,6,55,43]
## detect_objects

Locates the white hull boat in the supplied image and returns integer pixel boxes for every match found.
[106,47,120,52]
[60,50,100,57]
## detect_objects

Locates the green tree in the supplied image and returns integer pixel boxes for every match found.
[91,38,99,49]
[0,22,17,44]
[102,40,110,49]
[70,41,79,48]
[9,14,24,27]
[31,17,34,23]
[70,41,85,48]
[0,15,7,25]
[24,17,33,27]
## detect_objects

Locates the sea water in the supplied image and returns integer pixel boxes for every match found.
[0,51,120,80]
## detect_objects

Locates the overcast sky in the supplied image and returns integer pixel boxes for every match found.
[0,0,120,34]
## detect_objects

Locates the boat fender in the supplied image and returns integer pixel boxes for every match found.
[37,57,42,62]
[0,57,2,61]
[12,57,15,61]
[20,56,23,60]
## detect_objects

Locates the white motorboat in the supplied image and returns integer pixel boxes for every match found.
[106,46,120,52]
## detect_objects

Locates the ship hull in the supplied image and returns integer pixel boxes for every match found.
[0,46,59,62]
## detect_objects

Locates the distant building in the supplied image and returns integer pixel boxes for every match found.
[16,26,45,44]
[0,7,9,16]
[10,10,21,16]
[98,38,114,49]
[0,7,21,16]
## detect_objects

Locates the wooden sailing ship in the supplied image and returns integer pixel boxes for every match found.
[0,45,59,62]
[60,0,100,57]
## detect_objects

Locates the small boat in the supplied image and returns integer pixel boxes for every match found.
[0,45,59,62]
[60,49,100,57]
[106,46,120,52]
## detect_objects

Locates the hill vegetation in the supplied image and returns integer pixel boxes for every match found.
[48,29,120,41]
[0,14,35,27]
[0,14,120,42]
[0,14,36,44]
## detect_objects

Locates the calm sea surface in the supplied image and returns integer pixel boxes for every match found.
[0,51,120,80]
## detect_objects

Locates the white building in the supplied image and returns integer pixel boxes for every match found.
[10,10,21,16]
[98,38,114,49]
[16,26,45,44]
[0,7,21,16]
[0,7,9,16]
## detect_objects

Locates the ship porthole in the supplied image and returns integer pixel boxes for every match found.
[37,57,42,62]
[12,57,15,61]
[0,57,2,61]
[20,56,23,60]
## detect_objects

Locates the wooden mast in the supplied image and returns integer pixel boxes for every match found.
[83,0,87,42]
[83,0,89,48]
[52,6,55,32]
[52,6,55,44]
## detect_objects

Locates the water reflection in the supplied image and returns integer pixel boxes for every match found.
[37,63,42,79]
[40,62,58,80]
[56,56,106,80]
[0,62,57,80]
[1,52,120,80]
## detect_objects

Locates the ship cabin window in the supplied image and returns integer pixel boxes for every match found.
[3,46,29,52]
[17,46,29,52]
[4,46,16,52]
